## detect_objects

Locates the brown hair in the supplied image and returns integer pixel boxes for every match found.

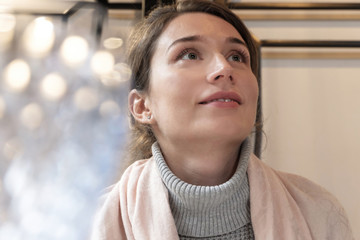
[126,0,260,163]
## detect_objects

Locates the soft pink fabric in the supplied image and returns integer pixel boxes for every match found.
[91,159,178,240]
[91,155,354,240]
[247,155,354,240]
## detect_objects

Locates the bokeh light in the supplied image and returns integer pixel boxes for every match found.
[103,37,123,50]
[4,157,30,199]
[40,73,67,101]
[0,96,6,119]
[99,62,131,87]
[73,87,99,111]
[22,17,55,58]
[115,62,132,82]
[0,13,16,51]
[0,2,129,239]
[2,138,22,160]
[20,103,44,130]
[0,223,21,240]
[99,100,121,118]
[3,59,31,93]
[60,36,89,67]
[91,50,115,76]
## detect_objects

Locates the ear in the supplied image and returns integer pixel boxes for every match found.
[128,89,153,124]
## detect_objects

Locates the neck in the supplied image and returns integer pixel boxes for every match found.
[156,138,243,186]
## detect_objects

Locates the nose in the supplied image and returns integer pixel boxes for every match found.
[206,54,234,84]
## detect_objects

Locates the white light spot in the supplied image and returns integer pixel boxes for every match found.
[0,13,16,32]
[20,103,44,130]
[100,62,131,87]
[0,223,21,240]
[60,36,89,67]
[3,138,22,160]
[0,14,16,51]
[91,51,115,76]
[22,17,55,58]
[99,100,121,117]
[73,87,98,111]
[103,37,123,49]
[41,73,67,101]
[3,59,31,93]
[4,159,30,198]
[115,62,132,82]
[99,70,121,87]
[20,210,44,236]
[0,96,6,119]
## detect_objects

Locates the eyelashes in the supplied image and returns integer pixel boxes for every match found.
[228,49,250,63]
[174,47,250,63]
[175,48,201,61]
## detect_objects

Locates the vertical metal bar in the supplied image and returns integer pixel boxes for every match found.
[254,42,263,158]
[64,2,87,18]
[93,0,109,46]
[97,0,109,7]
[92,3,108,45]
[97,7,108,45]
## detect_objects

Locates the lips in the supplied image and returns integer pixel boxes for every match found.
[199,91,242,105]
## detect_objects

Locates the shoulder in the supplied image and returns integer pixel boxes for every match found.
[265,160,343,212]
[249,154,354,239]
[96,158,154,206]
[119,158,155,191]
[249,154,339,202]
[121,158,153,178]
[276,167,353,239]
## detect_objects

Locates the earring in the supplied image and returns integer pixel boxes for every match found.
[147,115,151,120]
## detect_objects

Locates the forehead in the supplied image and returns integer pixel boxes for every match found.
[157,12,244,46]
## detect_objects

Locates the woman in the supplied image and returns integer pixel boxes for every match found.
[92,1,354,239]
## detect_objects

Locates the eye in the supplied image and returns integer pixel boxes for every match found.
[176,48,200,61]
[227,53,243,62]
[183,52,198,60]
[227,50,249,63]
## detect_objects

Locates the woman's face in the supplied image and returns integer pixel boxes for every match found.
[147,13,258,145]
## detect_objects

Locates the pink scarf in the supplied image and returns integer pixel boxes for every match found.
[91,154,353,240]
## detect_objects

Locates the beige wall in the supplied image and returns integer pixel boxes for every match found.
[243,7,360,238]
[261,58,360,237]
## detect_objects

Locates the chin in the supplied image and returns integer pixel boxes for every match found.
[201,126,250,143]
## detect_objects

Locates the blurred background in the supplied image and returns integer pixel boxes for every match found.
[0,0,136,239]
[0,0,359,239]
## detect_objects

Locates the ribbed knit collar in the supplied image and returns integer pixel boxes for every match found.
[152,138,252,237]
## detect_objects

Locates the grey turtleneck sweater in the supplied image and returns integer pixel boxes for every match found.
[152,138,255,239]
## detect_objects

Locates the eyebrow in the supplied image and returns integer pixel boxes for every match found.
[167,35,248,53]
[227,37,247,46]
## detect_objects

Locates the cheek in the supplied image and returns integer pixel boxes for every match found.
[247,74,259,101]
[252,82,259,103]
[236,71,258,103]
[242,74,259,125]
[150,89,191,139]
[151,67,198,99]
[148,73,191,120]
